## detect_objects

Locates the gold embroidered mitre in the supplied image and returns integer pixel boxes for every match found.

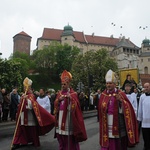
[60,70,72,83]
[23,77,32,87]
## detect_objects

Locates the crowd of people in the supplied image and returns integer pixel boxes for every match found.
[0,85,103,124]
[1,69,150,150]
[0,87,57,123]
[0,88,19,122]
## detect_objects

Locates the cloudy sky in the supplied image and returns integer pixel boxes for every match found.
[0,0,150,58]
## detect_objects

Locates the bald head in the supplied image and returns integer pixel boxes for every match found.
[144,83,150,93]
[1,88,6,94]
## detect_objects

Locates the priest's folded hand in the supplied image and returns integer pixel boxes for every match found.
[59,95,65,101]
[22,94,28,99]
[116,94,122,103]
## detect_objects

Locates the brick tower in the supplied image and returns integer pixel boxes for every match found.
[13,31,32,55]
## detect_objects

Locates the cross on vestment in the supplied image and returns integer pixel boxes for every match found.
[61,100,64,105]
[109,98,112,105]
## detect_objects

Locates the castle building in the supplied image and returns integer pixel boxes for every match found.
[140,39,150,74]
[13,31,32,55]
[13,25,150,85]
[37,25,142,71]
[37,25,131,55]
[110,36,140,70]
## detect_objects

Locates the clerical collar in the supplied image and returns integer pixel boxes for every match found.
[39,94,46,98]
[125,91,132,94]
[62,88,70,93]
[107,88,117,94]
[145,93,150,96]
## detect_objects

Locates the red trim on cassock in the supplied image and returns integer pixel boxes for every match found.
[54,88,87,142]
[15,92,55,137]
[99,89,139,148]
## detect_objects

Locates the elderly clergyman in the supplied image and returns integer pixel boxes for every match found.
[98,70,139,150]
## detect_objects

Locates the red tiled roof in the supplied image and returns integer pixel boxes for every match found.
[38,28,86,43]
[13,31,32,38]
[41,28,63,41]
[85,35,119,46]
[74,31,86,43]
[38,28,135,47]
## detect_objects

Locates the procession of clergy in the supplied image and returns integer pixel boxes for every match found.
[10,69,150,150]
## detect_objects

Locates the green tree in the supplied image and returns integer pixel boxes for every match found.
[55,44,80,75]
[32,42,80,88]
[10,51,30,60]
[10,51,35,69]
[71,48,118,91]
[0,59,23,92]
[12,58,29,79]
[32,42,59,85]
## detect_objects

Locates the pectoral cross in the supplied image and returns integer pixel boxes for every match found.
[109,99,112,105]
[61,100,64,105]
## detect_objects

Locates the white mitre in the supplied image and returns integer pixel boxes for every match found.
[105,69,117,83]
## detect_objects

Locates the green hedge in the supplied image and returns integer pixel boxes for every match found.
[28,74,61,91]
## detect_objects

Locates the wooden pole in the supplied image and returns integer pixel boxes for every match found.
[67,88,71,150]
[10,86,28,149]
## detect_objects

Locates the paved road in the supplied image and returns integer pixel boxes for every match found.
[0,117,144,150]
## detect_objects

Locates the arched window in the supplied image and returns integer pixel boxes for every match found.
[144,66,148,74]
